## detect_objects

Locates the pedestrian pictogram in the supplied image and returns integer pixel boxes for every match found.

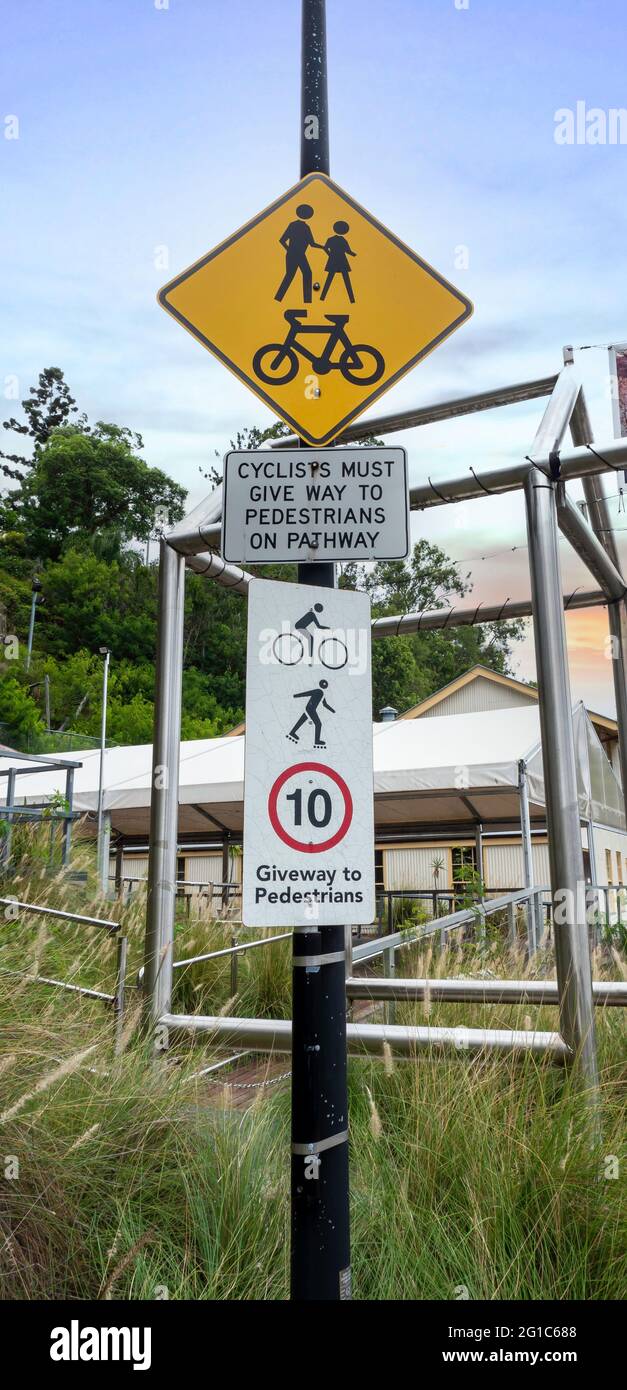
[158,172,473,447]
[243,578,374,926]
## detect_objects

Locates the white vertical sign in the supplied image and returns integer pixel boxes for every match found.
[243,578,375,927]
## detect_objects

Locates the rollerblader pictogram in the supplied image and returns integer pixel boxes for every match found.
[287,679,336,748]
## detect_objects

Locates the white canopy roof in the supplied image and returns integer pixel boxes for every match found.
[2,704,623,837]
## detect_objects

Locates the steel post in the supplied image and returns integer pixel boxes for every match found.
[474,822,484,885]
[114,935,128,1055]
[96,649,110,887]
[222,836,230,912]
[524,463,598,1088]
[25,589,38,671]
[144,541,186,1029]
[518,760,536,955]
[62,766,74,867]
[0,767,16,871]
[507,899,516,948]
[99,813,111,896]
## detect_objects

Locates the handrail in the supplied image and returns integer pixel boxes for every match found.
[0,897,126,1049]
[0,896,120,932]
[346,976,627,1007]
[174,931,291,970]
[353,887,540,964]
[160,1011,571,1062]
[0,966,115,1003]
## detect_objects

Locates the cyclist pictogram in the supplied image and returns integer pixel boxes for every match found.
[272,605,349,669]
[253,310,384,387]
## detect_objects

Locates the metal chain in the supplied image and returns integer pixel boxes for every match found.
[208,1068,292,1091]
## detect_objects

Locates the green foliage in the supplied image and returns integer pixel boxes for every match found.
[8,422,186,561]
[0,873,624,1300]
[1,377,524,745]
[35,549,159,662]
[0,671,44,746]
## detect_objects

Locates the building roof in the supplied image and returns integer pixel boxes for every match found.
[398,665,539,719]
[3,703,623,839]
[398,664,618,745]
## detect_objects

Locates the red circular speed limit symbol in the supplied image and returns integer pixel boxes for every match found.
[268,762,353,853]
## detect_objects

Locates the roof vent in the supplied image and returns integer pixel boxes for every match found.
[379,705,398,722]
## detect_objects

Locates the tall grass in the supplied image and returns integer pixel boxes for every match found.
[0,858,625,1300]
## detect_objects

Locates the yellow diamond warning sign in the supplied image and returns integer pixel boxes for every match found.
[158,173,473,447]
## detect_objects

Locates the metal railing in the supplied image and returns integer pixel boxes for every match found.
[0,894,127,1051]
[110,875,242,918]
[159,1011,571,1063]
[354,887,544,965]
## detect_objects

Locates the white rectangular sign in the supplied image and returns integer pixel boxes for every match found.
[222,447,409,564]
[609,344,627,438]
[243,578,375,927]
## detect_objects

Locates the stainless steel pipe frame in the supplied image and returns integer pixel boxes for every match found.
[556,487,626,603]
[164,380,627,558]
[165,432,627,558]
[143,367,609,1100]
[143,540,186,1028]
[523,370,599,1089]
[276,375,561,448]
[0,896,119,931]
[159,1011,571,1062]
[345,977,627,1007]
[566,374,627,816]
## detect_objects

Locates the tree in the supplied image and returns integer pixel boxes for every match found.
[0,674,44,749]
[11,423,187,560]
[36,549,159,661]
[353,541,525,715]
[1,367,79,482]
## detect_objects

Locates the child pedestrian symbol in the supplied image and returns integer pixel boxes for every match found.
[287,680,336,749]
[320,221,357,303]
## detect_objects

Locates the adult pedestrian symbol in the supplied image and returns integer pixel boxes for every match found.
[158,173,473,447]
[243,578,375,927]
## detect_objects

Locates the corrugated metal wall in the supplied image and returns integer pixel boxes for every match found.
[383,841,551,893]
[120,855,149,883]
[185,853,223,886]
[483,841,550,890]
[419,676,536,718]
[384,846,452,890]
[592,825,627,883]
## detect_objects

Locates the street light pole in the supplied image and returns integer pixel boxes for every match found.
[96,646,111,892]
[289,0,352,1304]
[25,577,42,672]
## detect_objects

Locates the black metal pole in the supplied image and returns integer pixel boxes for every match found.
[298,0,334,589]
[290,0,351,1302]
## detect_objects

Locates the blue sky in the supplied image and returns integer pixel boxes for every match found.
[2,0,627,710]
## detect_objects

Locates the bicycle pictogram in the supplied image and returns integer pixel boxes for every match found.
[253,310,385,387]
[272,629,349,670]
